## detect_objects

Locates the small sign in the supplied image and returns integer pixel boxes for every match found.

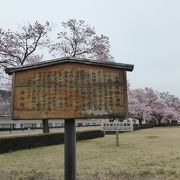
[102,120,133,132]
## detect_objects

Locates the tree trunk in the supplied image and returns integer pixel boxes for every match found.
[42,119,49,133]
[139,119,142,125]
[157,118,161,126]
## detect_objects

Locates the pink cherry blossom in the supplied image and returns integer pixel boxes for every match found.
[49,19,114,62]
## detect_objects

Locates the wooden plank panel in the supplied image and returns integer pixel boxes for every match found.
[12,63,127,120]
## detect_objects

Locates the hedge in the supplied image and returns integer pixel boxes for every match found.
[0,130,104,154]
[133,124,180,131]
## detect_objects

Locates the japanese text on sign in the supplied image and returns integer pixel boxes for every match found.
[102,121,133,131]
[12,63,127,119]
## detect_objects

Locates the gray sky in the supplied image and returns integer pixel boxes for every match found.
[1,0,180,98]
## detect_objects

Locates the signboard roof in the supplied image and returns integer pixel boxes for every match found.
[5,57,134,75]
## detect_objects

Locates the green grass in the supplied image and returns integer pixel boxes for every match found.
[0,127,180,180]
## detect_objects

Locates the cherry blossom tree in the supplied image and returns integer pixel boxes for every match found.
[0,21,50,90]
[159,92,180,113]
[0,21,50,68]
[159,92,180,121]
[128,88,149,125]
[128,86,180,126]
[49,19,114,62]
[148,100,167,125]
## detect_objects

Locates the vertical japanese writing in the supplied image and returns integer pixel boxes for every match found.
[16,65,125,118]
[19,90,25,109]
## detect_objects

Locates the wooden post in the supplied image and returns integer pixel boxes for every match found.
[116,130,119,147]
[42,119,49,133]
[64,119,76,180]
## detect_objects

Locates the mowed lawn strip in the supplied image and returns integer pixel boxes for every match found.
[0,127,180,180]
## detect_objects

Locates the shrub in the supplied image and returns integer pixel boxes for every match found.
[0,130,104,153]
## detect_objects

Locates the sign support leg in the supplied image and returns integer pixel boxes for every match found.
[116,130,119,147]
[64,119,76,180]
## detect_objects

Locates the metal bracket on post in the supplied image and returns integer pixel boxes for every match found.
[64,119,76,180]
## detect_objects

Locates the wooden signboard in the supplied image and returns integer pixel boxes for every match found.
[6,58,134,120]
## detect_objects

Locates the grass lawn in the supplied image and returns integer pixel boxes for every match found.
[0,127,180,180]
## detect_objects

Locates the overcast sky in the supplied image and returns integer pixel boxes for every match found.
[1,0,180,98]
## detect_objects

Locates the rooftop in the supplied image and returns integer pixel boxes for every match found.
[5,57,134,75]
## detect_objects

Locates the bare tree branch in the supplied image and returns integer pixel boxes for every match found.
[0,21,50,91]
[0,21,50,68]
[49,19,114,62]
